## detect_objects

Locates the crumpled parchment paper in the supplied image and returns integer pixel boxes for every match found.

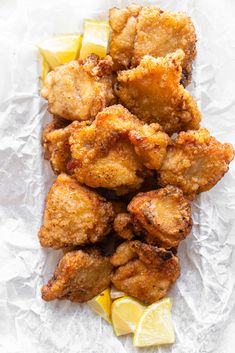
[0,0,235,352]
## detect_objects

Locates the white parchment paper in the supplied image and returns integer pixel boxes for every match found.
[0,0,235,352]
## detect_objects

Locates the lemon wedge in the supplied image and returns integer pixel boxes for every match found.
[110,286,125,300]
[87,288,112,323]
[80,20,110,59]
[41,59,50,82]
[112,296,146,336]
[38,34,82,70]
[134,298,175,347]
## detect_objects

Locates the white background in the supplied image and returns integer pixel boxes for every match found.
[0,0,235,352]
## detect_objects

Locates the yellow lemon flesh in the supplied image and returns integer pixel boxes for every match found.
[110,286,125,300]
[112,296,146,336]
[87,288,112,323]
[80,20,110,59]
[41,59,50,82]
[38,34,82,70]
[134,298,175,347]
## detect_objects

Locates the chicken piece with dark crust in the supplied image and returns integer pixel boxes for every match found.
[114,186,192,248]
[41,54,115,122]
[38,173,114,249]
[42,249,113,302]
[159,128,234,199]
[111,241,180,304]
[68,105,170,194]
[115,50,201,135]
[109,5,196,86]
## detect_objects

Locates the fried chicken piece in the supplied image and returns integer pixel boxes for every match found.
[132,6,197,86]
[109,6,196,85]
[38,173,114,249]
[115,50,201,135]
[109,5,142,70]
[68,105,170,194]
[111,241,180,304]
[131,186,192,247]
[159,128,235,199]
[41,54,115,121]
[114,186,192,248]
[43,119,83,174]
[129,123,171,170]
[42,249,113,302]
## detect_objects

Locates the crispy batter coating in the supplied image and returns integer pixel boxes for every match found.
[39,173,114,249]
[109,5,142,70]
[68,105,144,194]
[109,5,196,85]
[68,105,170,194]
[128,186,192,248]
[43,119,82,174]
[41,55,115,121]
[115,50,201,135]
[132,6,197,86]
[129,123,171,170]
[113,213,134,240]
[159,128,235,199]
[42,249,113,302]
[111,241,180,304]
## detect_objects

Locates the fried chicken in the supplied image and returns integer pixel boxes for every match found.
[39,173,114,249]
[159,128,235,199]
[41,54,115,121]
[42,249,113,302]
[109,5,142,70]
[117,186,192,248]
[68,105,170,194]
[109,5,196,85]
[111,241,180,304]
[115,51,201,135]
[43,119,83,174]
[129,123,171,170]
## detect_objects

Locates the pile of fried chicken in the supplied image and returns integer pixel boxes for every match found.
[39,5,234,305]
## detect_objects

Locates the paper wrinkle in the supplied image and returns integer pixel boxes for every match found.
[0,0,235,352]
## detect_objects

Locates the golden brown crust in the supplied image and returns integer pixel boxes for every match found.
[113,213,134,240]
[111,241,180,304]
[127,186,192,248]
[109,5,142,70]
[109,6,196,85]
[159,128,235,199]
[41,249,113,302]
[129,123,171,170]
[68,105,145,194]
[67,104,170,194]
[38,173,114,249]
[42,120,84,174]
[116,51,201,135]
[41,55,115,121]
[132,6,197,86]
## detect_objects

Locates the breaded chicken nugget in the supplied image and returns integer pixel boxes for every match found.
[115,51,201,135]
[111,241,180,304]
[39,173,114,249]
[41,54,115,121]
[42,249,113,302]
[128,186,192,248]
[159,128,234,199]
[109,5,196,85]
[132,6,197,86]
[68,105,170,194]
